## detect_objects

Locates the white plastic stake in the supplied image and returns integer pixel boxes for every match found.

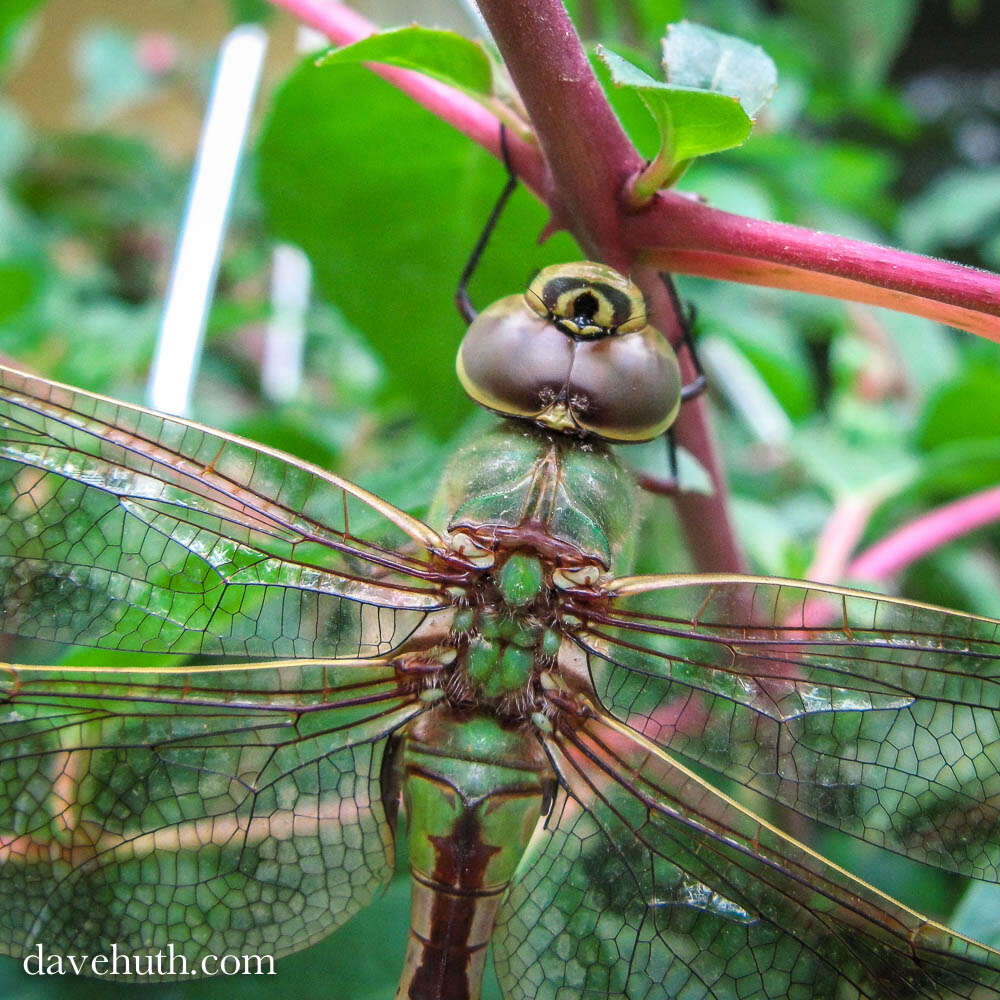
[261,243,312,402]
[148,23,268,415]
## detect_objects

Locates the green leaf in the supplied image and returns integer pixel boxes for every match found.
[916,547,1000,621]
[597,21,777,193]
[0,0,43,77]
[226,0,272,25]
[317,26,493,98]
[918,368,1000,451]
[783,0,917,90]
[878,310,959,400]
[700,287,816,420]
[953,876,1000,948]
[985,228,1000,271]
[914,439,1000,499]
[722,132,896,221]
[730,495,822,578]
[0,258,39,323]
[698,334,794,446]
[565,0,684,44]
[816,829,962,923]
[790,424,917,498]
[678,163,776,219]
[898,167,1000,253]
[662,21,777,119]
[257,58,577,438]
[598,47,751,175]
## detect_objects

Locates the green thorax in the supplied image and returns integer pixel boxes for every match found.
[451,577,561,699]
[428,419,639,574]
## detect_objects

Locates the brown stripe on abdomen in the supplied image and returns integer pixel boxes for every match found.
[397,876,505,1000]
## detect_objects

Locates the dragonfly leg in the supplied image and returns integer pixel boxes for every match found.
[634,276,707,496]
[667,426,679,481]
[456,125,519,324]
[632,430,684,497]
[660,271,707,402]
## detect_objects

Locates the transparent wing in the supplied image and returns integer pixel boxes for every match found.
[0,659,423,974]
[565,574,1000,883]
[0,365,454,658]
[493,710,1000,1000]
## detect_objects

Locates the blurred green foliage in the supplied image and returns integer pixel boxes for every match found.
[0,0,999,997]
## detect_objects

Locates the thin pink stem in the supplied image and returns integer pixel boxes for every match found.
[270,0,369,42]
[806,494,879,584]
[848,485,1000,583]
[847,486,1000,581]
[806,477,1000,605]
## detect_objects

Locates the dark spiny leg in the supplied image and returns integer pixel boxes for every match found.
[661,272,707,402]
[632,429,683,497]
[455,125,518,324]
[636,276,708,496]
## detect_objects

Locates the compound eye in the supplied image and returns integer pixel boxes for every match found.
[526,262,646,339]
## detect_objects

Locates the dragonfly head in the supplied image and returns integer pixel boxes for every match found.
[456,261,683,443]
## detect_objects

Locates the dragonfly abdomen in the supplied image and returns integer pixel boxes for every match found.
[396,711,552,1000]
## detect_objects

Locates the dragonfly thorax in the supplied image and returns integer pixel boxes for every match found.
[423,411,641,720]
[446,551,562,710]
[429,421,640,577]
[456,261,683,442]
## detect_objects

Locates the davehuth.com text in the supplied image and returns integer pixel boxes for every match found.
[22,943,276,977]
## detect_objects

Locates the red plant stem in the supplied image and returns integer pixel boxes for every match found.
[472,1,639,271]
[267,0,1000,342]
[475,0,744,573]
[636,267,745,570]
[847,485,1000,584]
[632,195,1000,339]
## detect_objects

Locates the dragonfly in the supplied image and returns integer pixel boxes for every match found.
[2,260,1000,1000]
